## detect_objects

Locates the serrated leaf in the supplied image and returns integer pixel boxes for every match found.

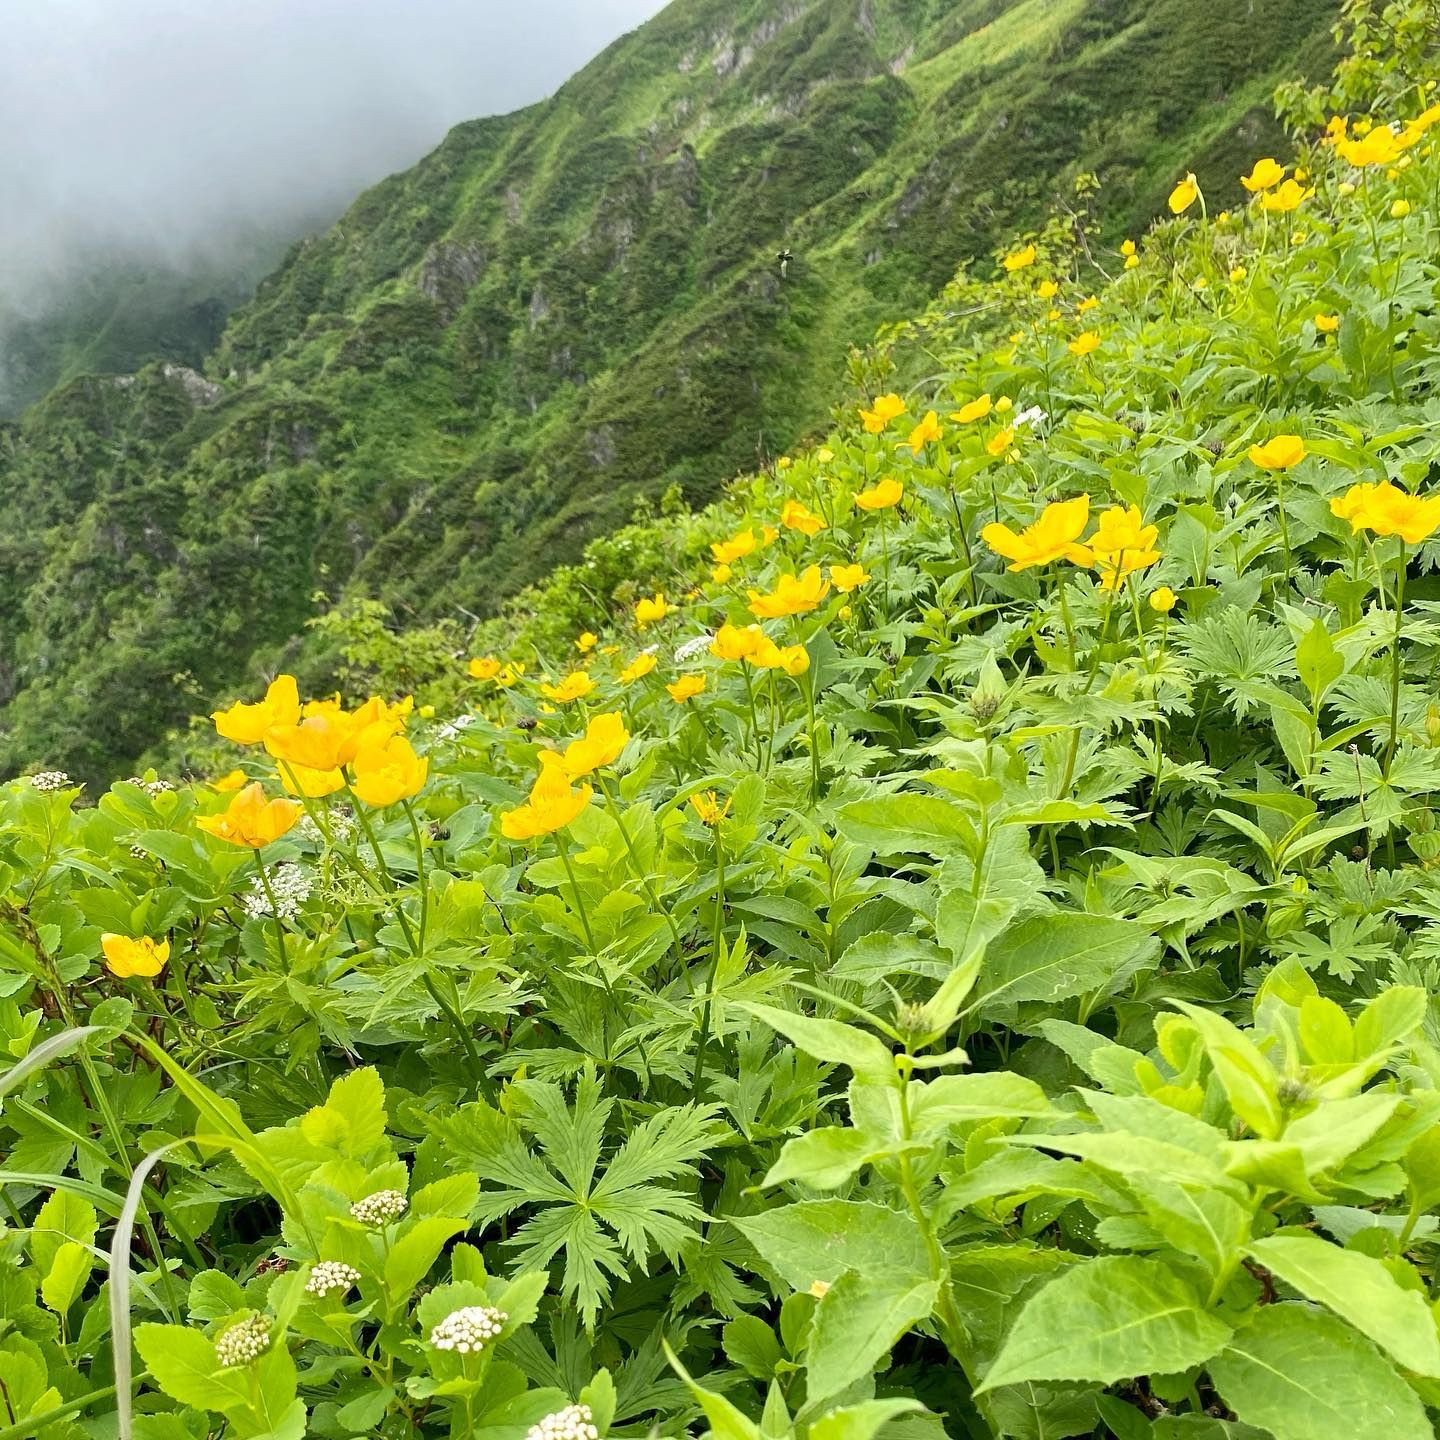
[973,914,1154,1013]
[742,1004,895,1081]
[806,1270,939,1404]
[735,1201,929,1290]
[133,1323,253,1414]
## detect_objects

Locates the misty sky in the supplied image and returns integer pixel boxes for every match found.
[0,0,667,311]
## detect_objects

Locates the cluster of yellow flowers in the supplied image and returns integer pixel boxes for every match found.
[499,712,628,839]
[1330,481,1440,544]
[980,496,1160,592]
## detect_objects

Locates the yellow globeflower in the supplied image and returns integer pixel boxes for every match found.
[211,768,248,793]
[541,672,597,704]
[1068,330,1101,357]
[1149,586,1177,614]
[711,528,757,564]
[1315,313,1340,333]
[1330,481,1440,544]
[495,664,525,688]
[1120,239,1136,257]
[277,760,345,799]
[1124,254,1140,270]
[711,623,765,662]
[196,783,302,849]
[690,791,731,826]
[751,636,810,676]
[1085,505,1161,591]
[985,427,1015,457]
[859,393,906,433]
[499,753,592,841]
[711,564,732,584]
[1248,435,1306,470]
[468,656,502,681]
[951,394,992,424]
[634,593,669,628]
[1229,266,1248,283]
[666,674,706,703]
[213,675,301,745]
[829,563,871,593]
[576,632,598,653]
[981,495,1091,572]
[854,476,903,510]
[1036,279,1059,299]
[559,711,629,778]
[781,499,827,536]
[1337,126,1409,167]
[1260,179,1310,213]
[1392,198,1412,218]
[1078,295,1100,313]
[1002,243,1037,272]
[102,934,170,979]
[1240,157,1285,192]
[1168,172,1200,214]
[747,566,831,619]
[350,734,428,808]
[619,653,657,684]
[907,411,943,452]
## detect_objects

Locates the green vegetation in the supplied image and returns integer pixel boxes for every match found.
[7,4,1440,1437]
[0,0,1337,785]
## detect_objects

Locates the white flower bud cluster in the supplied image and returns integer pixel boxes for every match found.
[429,1305,507,1353]
[298,808,356,846]
[526,1402,598,1440]
[305,1260,362,1297]
[215,1313,272,1367]
[349,1189,408,1226]
[29,771,73,792]
[438,714,475,741]
[674,633,713,663]
[241,861,314,920]
[127,776,174,796]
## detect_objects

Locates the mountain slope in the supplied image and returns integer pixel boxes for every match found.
[0,0,1337,782]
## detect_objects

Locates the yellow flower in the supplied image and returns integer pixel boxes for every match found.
[1036,279,1059,299]
[1330,481,1440,544]
[667,674,706,703]
[1124,254,1140,270]
[1338,180,1356,196]
[350,734,428,808]
[1229,266,1248,282]
[748,566,832,619]
[559,711,629,778]
[994,396,1013,413]
[711,528,757,564]
[838,605,853,620]
[781,499,827,536]
[102,933,170,979]
[907,410,943,452]
[277,760,345,799]
[1315,312,1340,333]
[985,427,1015,457]
[213,675,301,745]
[1248,435,1306,470]
[751,636,810,675]
[265,712,361,774]
[1002,243,1037,272]
[712,623,764,662]
[542,672,597,703]
[1241,157,1285,192]
[1168,172,1200,214]
[1337,126,1409,167]
[634,593,669,628]
[576,632,598,653]
[468,656,502,681]
[711,563,732,584]
[1120,239,1137,257]
[859,393,906,433]
[1149,586,1177,614]
[495,664,524,688]
[196,783,302,849]
[499,752,592,840]
[619,653,657,684]
[951,394,992,423]
[1078,295,1099,313]
[1047,307,1062,320]
[854,476,903,510]
[690,791,731,826]
[817,447,834,463]
[777,456,792,471]
[1085,505,1161,591]
[829,563,871,593]
[212,768,248,792]
[762,525,779,546]
[1260,179,1310,213]
[1068,330,1100,357]
[1392,198,1412,218]
[981,495,1091,572]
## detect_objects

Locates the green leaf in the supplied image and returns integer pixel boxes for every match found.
[300,1066,388,1160]
[30,1189,97,1274]
[808,1399,926,1440]
[723,1315,784,1380]
[1210,1303,1431,1440]
[385,1216,471,1298]
[976,1256,1231,1392]
[972,914,1154,1013]
[742,1004,895,1081]
[763,1128,877,1190]
[908,1072,1056,1135]
[806,1270,939,1404]
[133,1323,253,1414]
[836,795,977,859]
[39,1240,93,1313]
[735,1201,929,1290]
[1245,1234,1440,1376]
[1296,619,1343,708]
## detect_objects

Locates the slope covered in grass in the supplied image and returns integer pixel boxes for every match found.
[0,0,1336,784]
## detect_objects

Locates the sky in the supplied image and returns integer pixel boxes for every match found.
[0,0,668,313]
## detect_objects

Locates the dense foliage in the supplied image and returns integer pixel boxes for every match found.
[0,0,1337,785]
[12,3,1440,1437]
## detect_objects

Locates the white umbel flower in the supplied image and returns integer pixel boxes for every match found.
[305,1260,362,1297]
[429,1305,507,1353]
[29,771,73,792]
[527,1402,599,1440]
[673,633,713,663]
[350,1189,408,1226]
[215,1314,272,1367]
[241,861,313,920]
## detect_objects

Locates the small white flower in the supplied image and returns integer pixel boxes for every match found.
[215,1314,271,1367]
[430,1305,507,1353]
[1012,405,1047,431]
[527,1402,599,1440]
[674,633,713,663]
[305,1260,362,1297]
[29,771,73,793]
[350,1189,408,1226]
[241,862,314,921]
[438,714,475,741]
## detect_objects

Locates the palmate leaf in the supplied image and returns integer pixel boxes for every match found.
[435,1068,725,1327]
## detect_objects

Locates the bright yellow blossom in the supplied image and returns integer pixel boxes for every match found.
[576,632,598,653]
[1315,312,1340,333]
[751,636,810,675]
[196,783,302,849]
[907,410,942,452]
[666,674,706,703]
[1230,266,1248,282]
[559,711,629,777]
[1084,505,1161,591]
[634,593,669,628]
[690,791,731,826]
[780,499,827,536]
[469,656,502,681]
[748,566,831,619]
[1036,279,1059,299]
[495,664,524,688]
[350,733,428,808]
[1120,239,1136,257]
[981,495,1090,572]
[1002,243,1037,272]
[985,427,1015,457]
[277,760,345,799]
[829,563,871,593]
[213,675,301,745]
[1240,157,1285,192]
[1168,173,1199,214]
[619,653,657,684]
[1330,481,1440,543]
[102,934,170,979]
[712,563,732,584]
[212,768,248,792]
[541,672,597,703]
[499,752,591,840]
[711,623,765,662]
[1392,198,1412,218]
[951,394,992,423]
[1336,126,1409,167]
[1068,330,1100,357]
[854,476,903,510]
[1260,179,1310,213]
[1248,435,1306,470]
[711,528,757,564]
[1078,295,1099,313]
[1149,586,1177,614]
[859,393,906,433]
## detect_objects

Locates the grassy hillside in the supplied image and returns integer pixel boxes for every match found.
[0,0,1337,784]
[9,4,1440,1435]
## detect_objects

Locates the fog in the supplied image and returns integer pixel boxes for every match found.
[0,0,668,315]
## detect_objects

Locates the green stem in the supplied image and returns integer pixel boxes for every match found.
[691,827,727,1101]
[349,792,419,954]
[1383,541,1407,778]
[556,835,596,952]
[400,801,430,955]
[252,852,289,969]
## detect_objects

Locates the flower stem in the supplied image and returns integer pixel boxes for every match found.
[253,852,289,968]
[691,826,727,1101]
[1383,540,1407,778]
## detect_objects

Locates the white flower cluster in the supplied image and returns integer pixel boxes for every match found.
[298,808,356,846]
[242,862,313,921]
[305,1260,362,1297]
[29,771,72,792]
[127,776,174,796]
[526,1403,598,1440]
[215,1313,272,1367]
[438,714,475,741]
[673,633,713,663]
[1012,405,1047,432]
[349,1189,408,1226]
[429,1305,507,1353]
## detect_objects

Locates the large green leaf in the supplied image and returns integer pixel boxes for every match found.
[977,1256,1231,1392]
[972,914,1154,1013]
[1210,1303,1431,1440]
[805,1270,939,1404]
[734,1201,929,1290]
